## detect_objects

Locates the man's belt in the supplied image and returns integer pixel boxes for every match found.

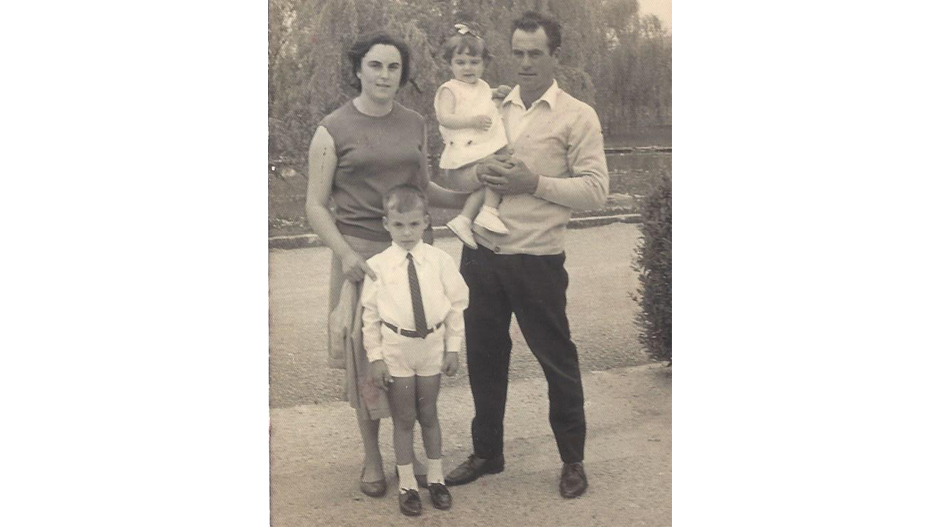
[382,320,445,339]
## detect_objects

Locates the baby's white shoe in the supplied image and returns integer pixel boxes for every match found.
[474,206,509,235]
[446,216,478,249]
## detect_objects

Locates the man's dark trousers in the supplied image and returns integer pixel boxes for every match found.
[460,245,586,463]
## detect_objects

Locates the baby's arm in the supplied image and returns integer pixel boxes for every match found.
[491,84,512,100]
[436,86,492,131]
[361,274,391,389]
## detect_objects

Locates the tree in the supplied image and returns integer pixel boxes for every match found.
[268,0,672,166]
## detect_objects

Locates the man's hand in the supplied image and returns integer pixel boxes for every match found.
[442,352,459,377]
[478,156,539,195]
[471,115,493,131]
[474,153,514,183]
[369,359,392,390]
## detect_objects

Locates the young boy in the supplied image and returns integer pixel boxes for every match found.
[361,185,469,517]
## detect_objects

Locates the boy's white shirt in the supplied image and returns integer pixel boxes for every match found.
[361,241,469,362]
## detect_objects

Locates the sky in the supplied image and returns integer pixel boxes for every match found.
[639,0,672,29]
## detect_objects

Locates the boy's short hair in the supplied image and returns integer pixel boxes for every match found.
[511,10,562,55]
[442,33,490,63]
[382,185,429,216]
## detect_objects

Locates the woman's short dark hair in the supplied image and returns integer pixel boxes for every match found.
[511,11,562,55]
[442,33,489,63]
[347,31,411,92]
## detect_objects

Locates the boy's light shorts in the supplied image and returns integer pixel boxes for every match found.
[380,325,445,377]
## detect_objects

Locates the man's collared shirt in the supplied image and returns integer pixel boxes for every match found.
[361,241,469,361]
[502,79,562,143]
[473,80,609,255]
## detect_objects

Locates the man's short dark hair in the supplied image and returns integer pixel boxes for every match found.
[347,31,411,92]
[511,10,562,55]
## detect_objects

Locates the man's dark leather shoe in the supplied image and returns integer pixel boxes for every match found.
[427,483,452,510]
[398,489,422,516]
[444,453,505,485]
[559,462,588,498]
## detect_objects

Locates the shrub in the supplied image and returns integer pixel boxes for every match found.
[633,170,672,363]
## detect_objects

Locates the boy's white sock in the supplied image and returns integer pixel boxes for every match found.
[397,463,419,492]
[480,205,499,216]
[427,458,444,485]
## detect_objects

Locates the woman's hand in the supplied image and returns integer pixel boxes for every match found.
[471,115,493,131]
[341,251,377,282]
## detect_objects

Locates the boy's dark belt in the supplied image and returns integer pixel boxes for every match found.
[382,320,445,339]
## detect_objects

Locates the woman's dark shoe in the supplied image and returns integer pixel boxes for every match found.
[398,489,422,516]
[559,462,588,499]
[427,483,452,510]
[359,467,387,498]
[444,453,505,486]
[395,465,428,488]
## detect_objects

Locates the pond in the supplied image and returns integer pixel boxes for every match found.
[607,151,671,198]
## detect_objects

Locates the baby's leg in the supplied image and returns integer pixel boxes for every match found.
[482,186,501,212]
[445,164,484,193]
[474,185,509,235]
[461,188,486,221]
[446,172,484,248]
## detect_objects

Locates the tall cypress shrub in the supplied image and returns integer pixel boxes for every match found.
[633,171,671,363]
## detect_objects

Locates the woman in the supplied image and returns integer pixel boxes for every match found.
[305,31,465,498]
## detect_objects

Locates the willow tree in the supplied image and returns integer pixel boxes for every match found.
[268,0,670,166]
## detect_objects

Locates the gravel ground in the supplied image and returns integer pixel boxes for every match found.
[270,363,671,527]
[269,223,648,409]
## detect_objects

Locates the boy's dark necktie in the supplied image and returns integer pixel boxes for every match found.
[406,253,428,338]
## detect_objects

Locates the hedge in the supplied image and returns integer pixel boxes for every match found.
[633,170,672,363]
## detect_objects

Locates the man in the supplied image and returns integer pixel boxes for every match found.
[444,11,609,499]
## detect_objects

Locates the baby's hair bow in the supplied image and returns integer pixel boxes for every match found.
[455,23,478,38]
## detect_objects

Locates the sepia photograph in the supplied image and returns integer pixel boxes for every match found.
[8,1,940,526]
[268,1,672,525]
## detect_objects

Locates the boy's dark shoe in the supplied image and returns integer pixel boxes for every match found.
[444,453,505,486]
[559,462,588,499]
[427,483,452,510]
[398,489,422,516]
